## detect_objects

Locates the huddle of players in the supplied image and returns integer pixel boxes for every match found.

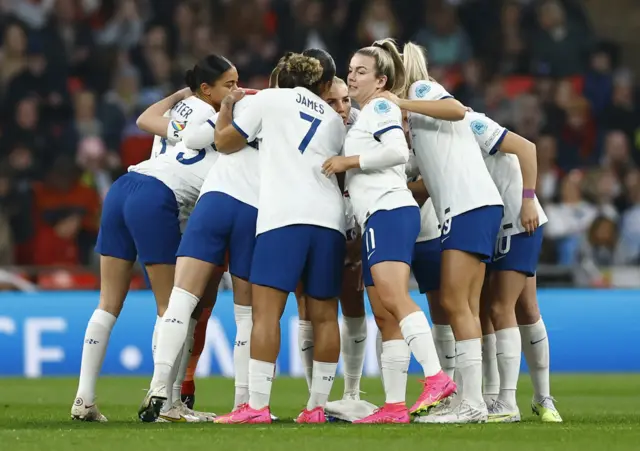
[70,39,562,425]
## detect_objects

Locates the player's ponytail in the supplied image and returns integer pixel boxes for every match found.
[372,38,406,96]
[185,54,234,93]
[402,42,430,95]
[276,52,325,95]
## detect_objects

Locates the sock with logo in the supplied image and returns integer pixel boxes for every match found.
[520,319,550,400]
[152,315,162,360]
[456,338,484,406]
[495,327,521,407]
[307,361,338,410]
[234,304,253,408]
[381,340,411,404]
[181,307,212,401]
[76,309,117,404]
[248,359,275,410]
[341,316,367,397]
[151,287,199,389]
[432,324,456,378]
[399,311,441,377]
[298,320,314,391]
[172,318,197,405]
[482,333,500,399]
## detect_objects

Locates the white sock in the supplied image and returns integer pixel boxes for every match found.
[495,327,521,407]
[381,340,411,404]
[375,328,383,371]
[307,361,338,410]
[298,320,314,391]
[172,318,197,404]
[376,328,384,385]
[520,319,550,401]
[234,304,253,408]
[432,324,456,378]
[399,311,441,377]
[162,347,182,411]
[248,359,275,410]
[152,315,161,360]
[75,309,117,403]
[482,333,500,397]
[456,338,484,406]
[341,316,367,396]
[151,287,199,389]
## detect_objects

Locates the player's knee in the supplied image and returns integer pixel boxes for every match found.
[489,297,511,319]
[97,298,124,317]
[515,299,540,325]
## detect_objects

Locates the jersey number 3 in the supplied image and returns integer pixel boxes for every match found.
[298,112,322,154]
[160,137,206,165]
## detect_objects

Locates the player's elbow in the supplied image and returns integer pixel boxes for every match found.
[449,102,467,121]
[182,129,206,150]
[135,114,150,133]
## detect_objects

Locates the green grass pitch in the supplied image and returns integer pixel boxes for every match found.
[1,375,640,450]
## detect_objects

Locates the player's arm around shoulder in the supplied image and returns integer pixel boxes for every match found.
[380,81,466,121]
[214,90,257,154]
[136,87,192,139]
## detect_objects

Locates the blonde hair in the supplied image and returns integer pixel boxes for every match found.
[333,76,347,87]
[356,38,406,96]
[402,42,430,95]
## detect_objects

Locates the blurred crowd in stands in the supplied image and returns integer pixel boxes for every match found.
[0,0,638,288]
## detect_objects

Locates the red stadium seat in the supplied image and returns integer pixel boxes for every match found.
[502,76,535,98]
[38,271,99,290]
[120,135,154,168]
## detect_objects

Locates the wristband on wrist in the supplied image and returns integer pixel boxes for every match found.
[522,189,535,199]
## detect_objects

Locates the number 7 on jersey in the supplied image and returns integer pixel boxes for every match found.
[298,111,322,154]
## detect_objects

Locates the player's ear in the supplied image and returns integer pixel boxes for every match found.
[199,82,211,97]
[376,75,387,91]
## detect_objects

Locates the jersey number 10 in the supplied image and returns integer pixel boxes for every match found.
[298,112,322,154]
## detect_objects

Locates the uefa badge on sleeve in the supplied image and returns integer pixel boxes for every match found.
[470,120,487,136]
[374,100,392,114]
[415,83,431,98]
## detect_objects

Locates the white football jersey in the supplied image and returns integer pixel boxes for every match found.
[407,80,503,225]
[232,87,346,235]
[405,156,440,243]
[199,97,260,208]
[344,108,360,238]
[417,198,440,243]
[467,111,548,237]
[131,96,218,225]
[344,98,417,227]
[149,96,215,159]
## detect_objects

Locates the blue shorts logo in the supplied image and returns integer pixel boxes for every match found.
[374,100,391,114]
[471,120,488,135]
[415,84,431,98]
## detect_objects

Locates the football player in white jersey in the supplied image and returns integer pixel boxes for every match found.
[322,39,455,424]
[212,52,347,424]
[296,74,368,403]
[138,96,260,424]
[466,111,562,423]
[71,55,237,423]
[382,42,504,423]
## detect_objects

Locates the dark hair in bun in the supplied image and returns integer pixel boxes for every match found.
[184,54,234,92]
[301,48,336,85]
